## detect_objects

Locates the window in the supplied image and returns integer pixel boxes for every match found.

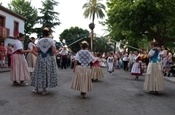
[0,16,5,27]
[14,21,19,31]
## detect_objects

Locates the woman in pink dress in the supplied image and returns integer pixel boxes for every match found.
[10,33,31,86]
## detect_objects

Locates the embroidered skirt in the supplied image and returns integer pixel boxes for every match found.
[31,55,58,89]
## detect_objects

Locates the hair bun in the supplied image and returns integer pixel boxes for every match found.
[43,27,49,31]
[81,41,88,45]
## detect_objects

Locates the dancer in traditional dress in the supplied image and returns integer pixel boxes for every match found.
[107,53,114,75]
[144,41,164,94]
[71,41,96,98]
[26,37,37,74]
[31,27,58,95]
[91,53,104,81]
[10,33,31,86]
[131,51,142,80]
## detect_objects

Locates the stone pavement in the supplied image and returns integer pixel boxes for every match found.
[0,67,10,73]
[1,68,175,83]
[0,68,175,115]
[164,76,175,83]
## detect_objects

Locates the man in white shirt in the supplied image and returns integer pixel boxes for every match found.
[122,53,129,71]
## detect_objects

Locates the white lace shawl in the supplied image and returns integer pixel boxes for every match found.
[75,50,96,66]
[36,38,55,53]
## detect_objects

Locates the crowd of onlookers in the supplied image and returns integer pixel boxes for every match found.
[97,45,175,77]
[0,42,13,68]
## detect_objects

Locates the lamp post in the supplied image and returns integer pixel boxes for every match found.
[89,23,95,51]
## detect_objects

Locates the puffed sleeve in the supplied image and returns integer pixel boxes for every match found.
[51,39,56,46]
[28,42,33,50]
[16,41,23,50]
[148,49,155,57]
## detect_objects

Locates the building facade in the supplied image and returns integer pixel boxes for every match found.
[0,5,26,42]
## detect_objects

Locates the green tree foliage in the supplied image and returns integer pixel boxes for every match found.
[94,36,113,53]
[83,0,106,23]
[8,0,38,49]
[106,0,175,47]
[8,0,38,35]
[37,0,60,38]
[59,27,89,52]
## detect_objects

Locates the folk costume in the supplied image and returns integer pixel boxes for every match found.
[10,40,30,85]
[131,55,142,80]
[71,49,96,98]
[26,41,37,72]
[144,48,164,92]
[31,38,58,94]
[91,57,104,80]
[107,56,115,74]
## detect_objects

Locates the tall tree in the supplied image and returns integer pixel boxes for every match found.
[8,0,38,35]
[83,0,106,51]
[59,27,89,52]
[83,0,106,23]
[106,0,175,46]
[37,0,60,38]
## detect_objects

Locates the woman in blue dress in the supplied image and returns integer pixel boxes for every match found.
[144,41,164,94]
[31,27,58,95]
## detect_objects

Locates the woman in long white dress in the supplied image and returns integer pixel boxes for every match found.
[107,53,114,75]
[144,41,164,94]
[26,37,37,74]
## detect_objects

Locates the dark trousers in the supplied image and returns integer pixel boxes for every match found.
[7,54,11,67]
[123,61,128,71]
[61,58,67,69]
[56,59,60,67]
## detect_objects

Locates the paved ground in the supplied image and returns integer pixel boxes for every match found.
[0,68,175,115]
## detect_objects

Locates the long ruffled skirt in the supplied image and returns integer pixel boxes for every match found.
[144,62,164,91]
[91,66,104,79]
[71,65,92,92]
[26,52,37,72]
[10,53,30,81]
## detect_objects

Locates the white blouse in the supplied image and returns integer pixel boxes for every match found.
[28,42,36,50]
[12,40,23,53]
